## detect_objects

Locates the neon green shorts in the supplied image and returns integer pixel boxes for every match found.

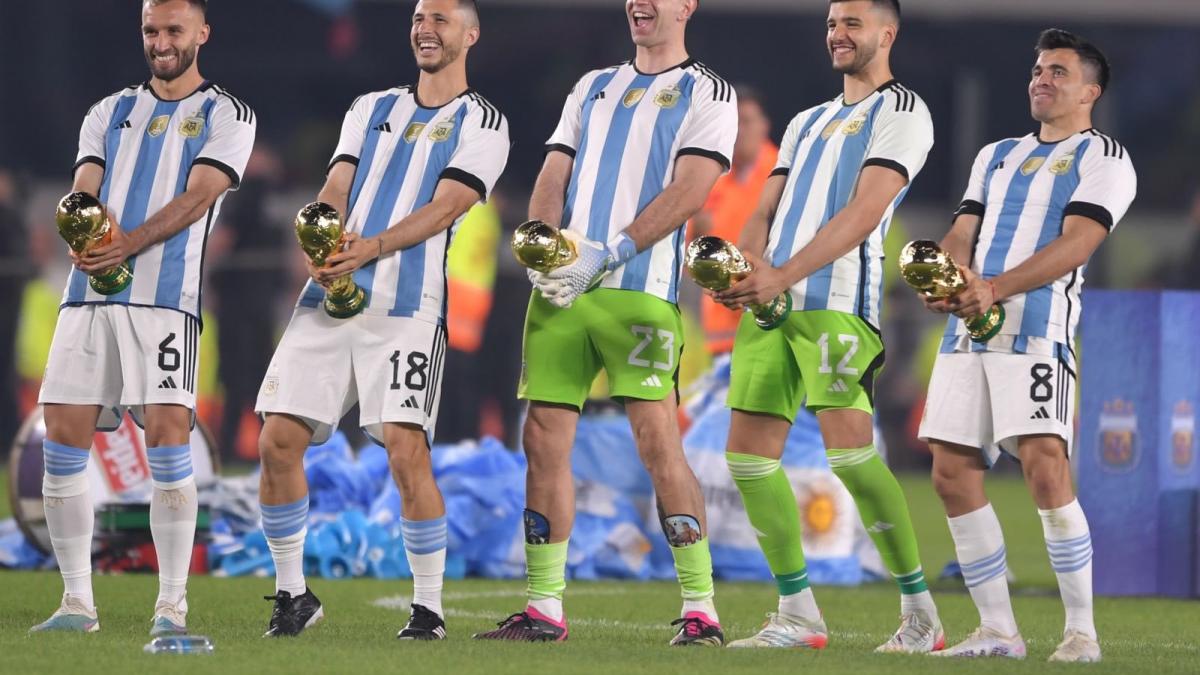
[518,288,683,409]
[728,310,884,420]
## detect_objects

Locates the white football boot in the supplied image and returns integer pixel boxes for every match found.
[727,613,829,649]
[876,608,946,653]
[1048,629,1101,663]
[932,625,1026,659]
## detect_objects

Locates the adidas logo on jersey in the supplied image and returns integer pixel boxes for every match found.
[1031,406,1051,420]
[641,374,663,388]
[827,378,850,394]
[158,376,178,390]
[374,122,392,133]
[115,120,132,130]
[401,395,420,409]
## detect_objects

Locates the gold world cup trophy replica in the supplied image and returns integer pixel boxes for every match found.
[511,219,577,273]
[54,192,133,295]
[898,239,1004,342]
[685,235,791,330]
[294,202,367,319]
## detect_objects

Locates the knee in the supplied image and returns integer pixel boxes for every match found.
[931,463,972,504]
[258,430,303,476]
[1022,458,1070,503]
[143,411,190,448]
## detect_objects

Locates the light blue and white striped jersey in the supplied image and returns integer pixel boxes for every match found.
[942,129,1137,357]
[766,81,933,330]
[67,81,256,320]
[548,59,737,303]
[298,86,510,324]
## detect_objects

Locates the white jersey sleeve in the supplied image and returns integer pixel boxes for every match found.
[546,73,593,156]
[675,72,737,172]
[195,96,256,189]
[74,95,116,175]
[328,94,373,172]
[1065,137,1137,231]
[442,103,511,202]
[954,144,993,218]
[773,111,809,175]
[862,94,934,183]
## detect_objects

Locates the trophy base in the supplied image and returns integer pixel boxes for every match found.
[89,265,133,296]
[323,287,367,319]
[751,292,793,330]
[967,304,1006,343]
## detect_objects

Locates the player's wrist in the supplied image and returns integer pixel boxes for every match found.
[605,233,637,271]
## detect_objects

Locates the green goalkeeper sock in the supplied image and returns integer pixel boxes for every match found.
[726,452,810,596]
[525,541,568,609]
[827,446,928,596]
[669,536,716,602]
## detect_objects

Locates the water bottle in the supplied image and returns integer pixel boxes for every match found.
[143,636,215,655]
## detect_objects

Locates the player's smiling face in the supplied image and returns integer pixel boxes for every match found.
[141,0,208,83]
[411,0,478,74]
[1029,49,1099,122]
[826,1,884,75]
[626,0,691,48]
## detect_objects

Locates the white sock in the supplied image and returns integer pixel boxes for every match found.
[261,496,309,596]
[529,597,563,622]
[266,530,307,596]
[682,598,719,622]
[901,589,937,615]
[1039,499,1095,640]
[407,549,446,618]
[151,480,198,607]
[947,503,1019,636]
[42,440,95,612]
[778,588,821,623]
[44,492,95,611]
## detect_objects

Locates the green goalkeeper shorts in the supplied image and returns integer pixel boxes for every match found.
[728,310,884,420]
[518,288,683,409]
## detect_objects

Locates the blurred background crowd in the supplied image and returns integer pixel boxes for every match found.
[1,0,1197,469]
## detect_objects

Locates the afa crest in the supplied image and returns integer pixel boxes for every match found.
[623,88,647,108]
[653,86,682,109]
[841,115,867,135]
[403,122,426,144]
[1097,399,1139,473]
[147,114,170,137]
[428,120,456,142]
[178,113,205,139]
[1020,156,1045,176]
[820,120,843,140]
[1049,153,1076,175]
[1172,400,1195,473]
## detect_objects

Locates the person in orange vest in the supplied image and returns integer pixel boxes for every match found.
[690,85,777,355]
[436,197,503,442]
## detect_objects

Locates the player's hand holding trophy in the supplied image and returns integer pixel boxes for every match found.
[685,235,791,330]
[295,201,367,319]
[55,192,133,295]
[899,239,1004,342]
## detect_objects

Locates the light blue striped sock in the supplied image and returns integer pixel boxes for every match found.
[947,503,1018,635]
[262,496,309,596]
[1040,499,1095,639]
[146,444,193,488]
[402,516,447,616]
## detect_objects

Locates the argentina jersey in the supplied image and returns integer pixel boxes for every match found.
[67,82,256,320]
[767,81,933,329]
[298,86,510,324]
[547,59,737,304]
[943,129,1137,353]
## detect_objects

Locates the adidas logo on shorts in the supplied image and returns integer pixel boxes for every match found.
[827,378,850,394]
[401,395,420,409]
[1030,406,1051,420]
[158,376,178,390]
[641,374,663,388]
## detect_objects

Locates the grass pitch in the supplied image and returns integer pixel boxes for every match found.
[2,474,1198,674]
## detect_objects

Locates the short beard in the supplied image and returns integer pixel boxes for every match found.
[145,45,196,82]
[414,42,461,74]
[831,41,877,75]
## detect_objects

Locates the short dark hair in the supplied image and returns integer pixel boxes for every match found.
[830,0,900,24]
[147,0,207,16]
[1036,28,1110,94]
